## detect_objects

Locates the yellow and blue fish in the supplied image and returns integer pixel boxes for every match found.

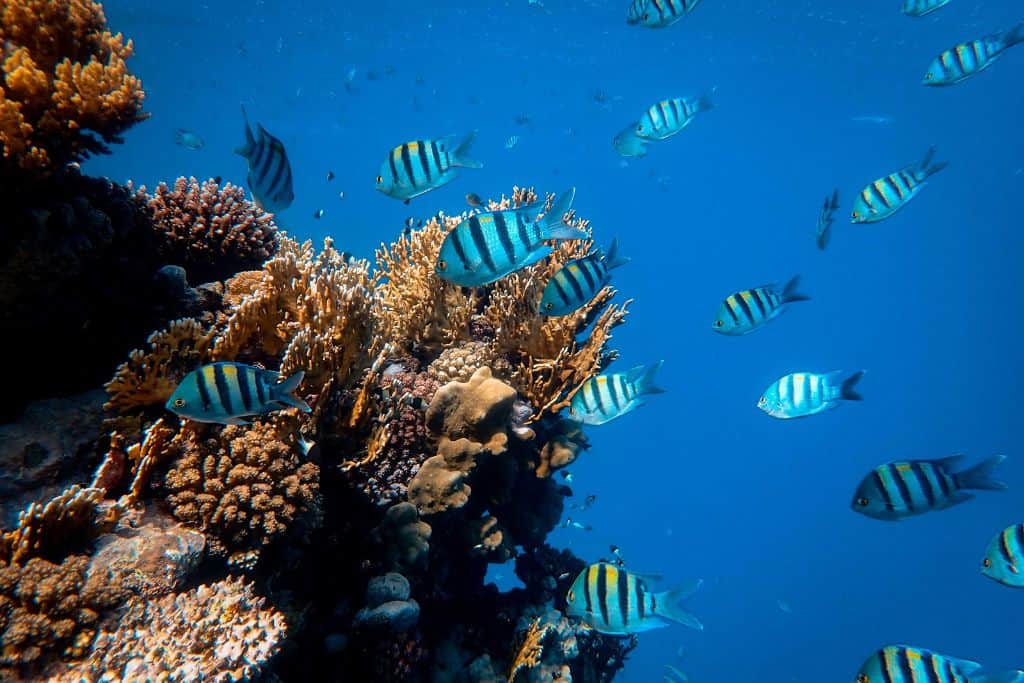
[923,22,1024,86]
[851,147,947,224]
[855,645,1024,683]
[376,133,482,204]
[712,276,809,335]
[613,122,650,158]
[626,0,701,29]
[982,523,1024,588]
[565,562,703,636]
[167,362,311,425]
[436,188,583,287]
[568,361,664,426]
[636,93,714,141]
[851,455,1007,521]
[902,0,950,17]
[539,239,629,316]
[235,106,294,213]
[758,370,863,419]
[816,189,840,250]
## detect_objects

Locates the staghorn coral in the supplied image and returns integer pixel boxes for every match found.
[163,420,320,562]
[132,176,280,283]
[213,236,375,389]
[104,317,212,412]
[81,576,286,682]
[0,0,147,183]
[507,618,552,683]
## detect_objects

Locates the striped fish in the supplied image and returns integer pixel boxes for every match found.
[626,0,701,29]
[902,0,951,17]
[852,455,1007,521]
[376,133,482,204]
[982,523,1024,588]
[436,188,584,286]
[568,361,664,426]
[166,362,311,425]
[539,239,629,316]
[757,370,863,419]
[712,275,809,335]
[636,93,714,141]
[565,562,703,636]
[923,22,1024,86]
[234,106,294,213]
[855,645,1024,683]
[816,188,840,250]
[851,146,947,224]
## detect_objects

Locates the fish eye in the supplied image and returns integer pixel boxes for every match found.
[376,175,383,183]
[851,211,859,218]
[173,398,186,408]
[925,73,932,80]
[983,558,991,568]
[714,320,723,328]
[858,675,870,683]
[437,260,447,271]
[545,302,554,311]
[856,497,869,507]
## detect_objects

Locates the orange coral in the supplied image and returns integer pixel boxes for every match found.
[0,0,147,180]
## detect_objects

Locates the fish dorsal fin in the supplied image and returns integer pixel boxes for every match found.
[932,454,966,472]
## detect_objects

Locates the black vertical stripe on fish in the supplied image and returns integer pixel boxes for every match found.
[889,465,915,511]
[254,370,267,404]
[733,293,755,325]
[449,229,473,271]
[613,376,628,407]
[635,579,645,620]
[899,170,917,190]
[493,212,516,264]
[236,367,254,412]
[896,649,915,683]
[607,378,621,411]
[417,141,432,183]
[873,470,895,510]
[577,261,597,292]
[251,135,269,174]
[1000,528,1015,564]
[254,137,276,182]
[617,568,630,628]
[195,370,213,411]
[579,380,594,411]
[515,215,532,249]
[943,660,958,683]
[430,141,444,174]
[213,364,234,414]
[925,652,943,683]
[388,152,401,185]
[530,218,542,243]
[885,175,904,201]
[468,216,498,273]
[552,273,571,305]
[596,565,611,626]
[910,462,936,507]
[593,378,608,414]
[724,298,740,324]
[583,566,594,614]
[266,143,290,197]
[400,144,416,185]
[1015,525,1024,560]
[952,45,966,73]
[749,289,768,318]
[935,467,952,498]
[562,266,585,301]
[872,181,892,209]
[650,592,657,614]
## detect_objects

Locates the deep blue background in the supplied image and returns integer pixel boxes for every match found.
[90,1,1024,680]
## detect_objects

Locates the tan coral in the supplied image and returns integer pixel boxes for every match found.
[507,618,552,683]
[163,419,320,559]
[534,419,590,478]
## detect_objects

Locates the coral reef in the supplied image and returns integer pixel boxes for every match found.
[0,0,147,184]
[132,176,280,283]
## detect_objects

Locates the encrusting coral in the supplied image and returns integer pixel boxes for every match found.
[0,0,147,183]
[132,176,280,283]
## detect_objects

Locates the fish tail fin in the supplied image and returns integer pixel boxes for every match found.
[538,187,586,239]
[917,145,948,179]
[1004,21,1024,47]
[273,370,312,412]
[816,227,831,251]
[655,579,704,631]
[781,275,810,304]
[829,188,840,210]
[234,104,255,157]
[451,131,483,169]
[954,455,1009,492]
[629,360,666,396]
[975,671,1024,683]
[696,88,716,113]
[604,237,630,270]
[839,370,865,401]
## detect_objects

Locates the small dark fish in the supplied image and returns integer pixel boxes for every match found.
[213,175,222,185]
[403,226,412,238]
[405,217,416,229]
[327,171,335,181]
[514,113,532,125]
[367,69,379,81]
[817,189,840,250]
[593,89,610,104]
[174,128,204,150]
[384,64,397,77]
[415,73,426,85]
[313,209,325,219]
[338,191,345,200]
[560,471,574,482]
[465,192,483,207]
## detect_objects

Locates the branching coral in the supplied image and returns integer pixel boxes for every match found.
[508,618,552,683]
[0,0,147,182]
[82,576,286,682]
[163,420,320,562]
[132,177,279,282]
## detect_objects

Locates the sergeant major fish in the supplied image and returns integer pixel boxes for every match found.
[981,523,1024,588]
[235,106,294,213]
[627,0,702,29]
[436,188,583,286]
[712,275,809,335]
[566,562,703,635]
[851,146,947,223]
[539,238,629,316]
[568,360,664,426]
[376,133,482,204]
[855,645,1024,683]
[636,93,714,141]
[902,0,951,17]
[167,362,311,425]
[851,455,1007,521]
[757,370,864,419]
[923,22,1024,86]
[817,189,840,250]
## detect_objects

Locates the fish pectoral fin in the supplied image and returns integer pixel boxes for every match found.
[521,246,553,268]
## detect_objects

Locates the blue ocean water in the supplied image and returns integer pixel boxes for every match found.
[90,1,1024,680]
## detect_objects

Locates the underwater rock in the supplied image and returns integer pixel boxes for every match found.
[372,501,432,572]
[367,571,411,605]
[353,598,420,633]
